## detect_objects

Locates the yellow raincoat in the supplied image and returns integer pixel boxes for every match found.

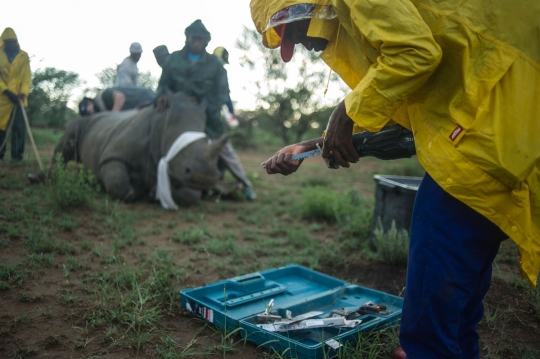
[251,0,540,286]
[0,28,31,131]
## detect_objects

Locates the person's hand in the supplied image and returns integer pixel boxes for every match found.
[262,143,309,175]
[322,100,359,167]
[3,90,18,104]
[18,94,25,102]
[156,96,169,112]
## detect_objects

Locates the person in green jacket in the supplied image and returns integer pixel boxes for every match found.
[155,20,229,140]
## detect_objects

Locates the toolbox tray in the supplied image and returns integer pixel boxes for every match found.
[180,265,403,359]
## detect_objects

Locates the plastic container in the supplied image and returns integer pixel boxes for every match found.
[371,175,423,242]
[180,265,403,359]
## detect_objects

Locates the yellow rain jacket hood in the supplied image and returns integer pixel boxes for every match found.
[0,27,31,131]
[251,0,540,286]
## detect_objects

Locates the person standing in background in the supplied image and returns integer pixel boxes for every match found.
[115,42,142,87]
[213,45,256,201]
[0,27,31,161]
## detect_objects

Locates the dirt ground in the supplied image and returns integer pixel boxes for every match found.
[1,146,539,359]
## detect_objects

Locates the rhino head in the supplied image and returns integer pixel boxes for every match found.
[155,92,227,205]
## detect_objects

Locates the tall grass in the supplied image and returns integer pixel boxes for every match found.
[299,187,373,240]
[373,219,409,267]
[47,154,99,209]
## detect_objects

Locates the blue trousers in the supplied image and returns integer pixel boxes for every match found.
[400,173,506,359]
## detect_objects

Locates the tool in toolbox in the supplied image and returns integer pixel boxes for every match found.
[358,301,389,315]
[261,124,415,169]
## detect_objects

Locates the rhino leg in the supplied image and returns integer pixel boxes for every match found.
[100,161,145,202]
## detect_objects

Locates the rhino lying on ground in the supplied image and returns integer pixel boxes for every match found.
[28,92,227,208]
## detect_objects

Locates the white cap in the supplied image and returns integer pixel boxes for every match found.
[130,42,143,54]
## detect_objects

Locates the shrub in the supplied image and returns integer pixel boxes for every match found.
[373,219,410,266]
[48,154,99,209]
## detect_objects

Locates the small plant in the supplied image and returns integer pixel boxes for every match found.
[38,307,54,318]
[373,219,410,267]
[18,293,41,303]
[170,228,210,245]
[12,347,38,358]
[483,304,502,330]
[14,313,31,325]
[62,294,77,304]
[47,153,99,209]
[46,335,61,346]
[81,239,93,251]
[59,214,76,231]
[27,253,55,267]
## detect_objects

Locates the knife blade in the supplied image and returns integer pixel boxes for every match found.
[260,149,321,169]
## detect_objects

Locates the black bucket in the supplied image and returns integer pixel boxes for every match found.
[370,175,423,249]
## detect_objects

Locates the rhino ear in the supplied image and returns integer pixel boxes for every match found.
[208,135,228,158]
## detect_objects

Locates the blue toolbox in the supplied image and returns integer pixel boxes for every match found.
[180,265,403,359]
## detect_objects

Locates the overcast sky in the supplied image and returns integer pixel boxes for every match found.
[3,0,258,109]
[3,0,345,111]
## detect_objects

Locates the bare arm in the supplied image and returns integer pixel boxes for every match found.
[262,137,323,175]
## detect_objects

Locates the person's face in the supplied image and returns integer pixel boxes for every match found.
[187,36,208,55]
[131,52,142,62]
[86,101,95,115]
[3,39,19,52]
[285,19,329,52]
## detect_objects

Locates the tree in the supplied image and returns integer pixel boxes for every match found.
[28,67,81,128]
[95,67,158,91]
[236,27,346,144]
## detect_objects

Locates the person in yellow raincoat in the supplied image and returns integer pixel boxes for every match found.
[0,27,31,161]
[251,1,540,358]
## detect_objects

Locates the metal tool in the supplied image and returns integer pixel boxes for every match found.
[260,125,415,169]
[358,302,389,316]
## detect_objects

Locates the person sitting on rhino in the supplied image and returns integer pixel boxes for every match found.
[79,86,155,116]
[155,20,256,200]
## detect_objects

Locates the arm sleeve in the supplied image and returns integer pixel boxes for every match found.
[19,53,31,96]
[344,0,442,132]
[226,97,234,115]
[155,59,171,99]
[206,64,229,116]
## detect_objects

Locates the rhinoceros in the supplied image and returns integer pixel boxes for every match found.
[29,92,227,207]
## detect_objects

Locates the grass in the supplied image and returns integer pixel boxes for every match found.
[0,129,538,358]
[372,219,409,267]
[47,153,99,210]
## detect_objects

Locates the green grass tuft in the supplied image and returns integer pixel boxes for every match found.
[47,154,99,210]
[373,219,409,267]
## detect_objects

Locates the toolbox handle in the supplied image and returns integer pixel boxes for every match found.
[232,273,265,284]
[224,284,287,307]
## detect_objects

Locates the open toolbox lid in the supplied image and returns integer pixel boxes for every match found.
[180,265,403,359]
